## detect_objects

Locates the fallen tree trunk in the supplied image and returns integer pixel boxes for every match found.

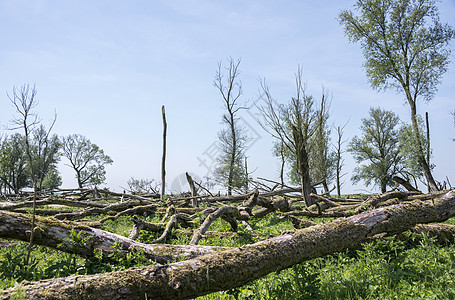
[190,206,248,245]
[2,189,454,300]
[0,210,230,264]
[0,198,106,210]
[53,200,154,220]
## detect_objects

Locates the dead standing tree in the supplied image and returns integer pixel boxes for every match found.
[258,67,316,206]
[214,57,248,196]
[161,105,167,202]
[334,120,349,196]
[8,84,41,265]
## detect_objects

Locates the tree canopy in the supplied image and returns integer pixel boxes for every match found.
[339,0,455,191]
[348,107,404,193]
[61,134,113,188]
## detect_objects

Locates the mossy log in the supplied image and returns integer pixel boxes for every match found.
[0,198,106,210]
[0,210,229,264]
[2,190,454,300]
[52,200,154,220]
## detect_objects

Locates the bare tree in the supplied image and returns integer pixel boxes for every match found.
[214,57,248,195]
[161,105,167,201]
[334,121,349,197]
[8,84,40,265]
[258,67,316,206]
[126,177,159,194]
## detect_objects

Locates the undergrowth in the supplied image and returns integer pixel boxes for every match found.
[0,207,454,299]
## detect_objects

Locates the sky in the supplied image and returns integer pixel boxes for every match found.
[0,0,454,194]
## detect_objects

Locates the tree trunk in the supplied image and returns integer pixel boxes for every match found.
[298,145,313,207]
[292,125,313,207]
[408,99,438,191]
[393,176,420,192]
[0,210,229,264]
[3,190,454,299]
[161,105,167,202]
[185,172,198,207]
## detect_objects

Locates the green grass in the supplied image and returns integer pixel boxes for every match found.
[198,232,455,299]
[1,206,454,299]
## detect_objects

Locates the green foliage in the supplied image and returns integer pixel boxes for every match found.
[339,0,454,189]
[1,202,454,299]
[61,134,113,188]
[30,125,62,191]
[0,134,29,193]
[0,229,154,289]
[265,79,335,190]
[200,232,455,300]
[339,0,455,101]
[83,240,152,274]
[348,107,404,192]
[398,115,433,180]
[0,128,62,193]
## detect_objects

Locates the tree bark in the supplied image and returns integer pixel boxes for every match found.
[161,105,167,202]
[393,176,420,192]
[3,190,454,300]
[185,172,198,207]
[408,99,438,191]
[0,210,229,264]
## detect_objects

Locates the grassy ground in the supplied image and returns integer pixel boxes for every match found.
[1,210,454,299]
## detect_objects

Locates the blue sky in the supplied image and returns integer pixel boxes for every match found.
[1,0,454,194]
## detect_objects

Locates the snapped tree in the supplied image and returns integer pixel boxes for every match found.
[258,67,334,205]
[339,0,455,191]
[61,134,113,188]
[309,89,335,193]
[258,67,316,206]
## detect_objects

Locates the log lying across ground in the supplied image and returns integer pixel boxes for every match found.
[1,189,454,300]
[0,210,229,264]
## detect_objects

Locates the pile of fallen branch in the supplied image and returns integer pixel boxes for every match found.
[0,186,454,299]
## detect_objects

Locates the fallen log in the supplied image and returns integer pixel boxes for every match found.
[2,190,454,300]
[0,210,230,265]
[0,198,106,210]
[53,200,154,220]
[393,175,420,192]
[190,206,249,245]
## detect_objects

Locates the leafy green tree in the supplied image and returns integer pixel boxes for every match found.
[213,58,248,195]
[348,108,405,193]
[339,0,455,191]
[61,134,113,188]
[30,125,61,190]
[0,134,29,194]
[40,168,62,190]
